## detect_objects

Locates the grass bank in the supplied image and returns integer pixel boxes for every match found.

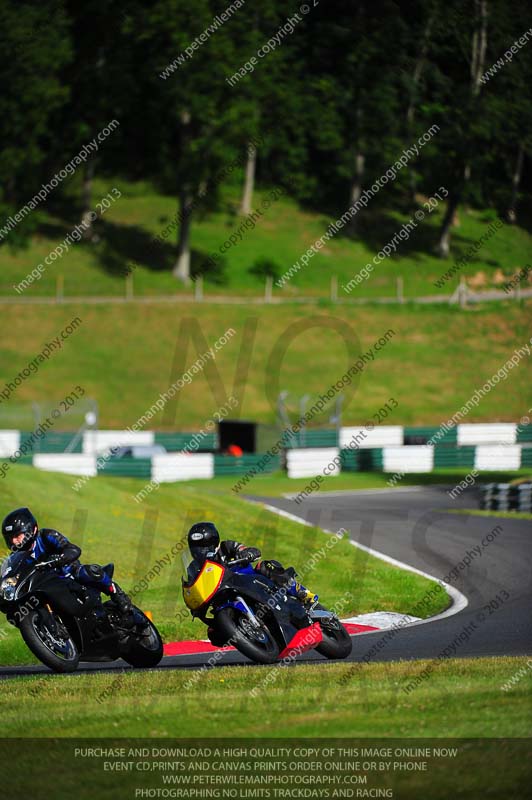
[2,301,530,428]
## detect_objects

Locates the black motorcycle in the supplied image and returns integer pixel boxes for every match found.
[182,552,352,664]
[0,551,163,673]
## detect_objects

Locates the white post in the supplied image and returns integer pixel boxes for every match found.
[396,276,404,304]
[459,275,467,308]
[126,271,133,300]
[265,275,272,303]
[195,275,203,302]
[330,275,338,302]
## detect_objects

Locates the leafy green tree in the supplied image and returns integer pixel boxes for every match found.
[55,0,131,237]
[0,0,71,248]
[123,0,245,283]
[295,0,407,223]
[248,256,281,281]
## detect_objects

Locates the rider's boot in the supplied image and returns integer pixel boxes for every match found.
[109,582,133,621]
[292,581,318,607]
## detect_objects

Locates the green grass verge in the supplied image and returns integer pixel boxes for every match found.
[0,465,448,665]
[204,468,531,498]
[3,301,531,428]
[1,655,529,738]
[444,508,532,521]
[2,176,532,300]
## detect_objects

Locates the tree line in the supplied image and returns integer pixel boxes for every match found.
[0,0,530,282]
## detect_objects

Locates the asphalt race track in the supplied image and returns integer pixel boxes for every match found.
[1,486,531,679]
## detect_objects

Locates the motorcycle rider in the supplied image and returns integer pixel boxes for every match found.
[1,507,132,616]
[187,521,318,607]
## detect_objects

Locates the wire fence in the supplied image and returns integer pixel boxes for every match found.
[0,274,531,307]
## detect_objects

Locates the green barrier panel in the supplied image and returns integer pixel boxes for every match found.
[286,429,339,448]
[356,448,384,471]
[11,456,34,466]
[404,426,457,444]
[214,453,280,476]
[434,446,476,468]
[97,457,152,478]
[341,447,385,471]
[340,447,384,472]
[520,447,532,467]
[154,432,217,451]
[19,431,83,454]
[340,449,361,472]
[517,425,532,443]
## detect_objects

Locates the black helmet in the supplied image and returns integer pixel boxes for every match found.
[2,507,38,551]
[187,522,220,562]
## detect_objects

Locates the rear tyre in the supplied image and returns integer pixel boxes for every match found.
[19,607,79,673]
[315,610,353,659]
[121,608,163,668]
[216,607,280,664]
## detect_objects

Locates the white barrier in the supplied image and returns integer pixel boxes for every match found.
[287,447,340,479]
[83,430,155,454]
[33,454,97,477]
[0,430,20,458]
[340,425,403,449]
[457,423,517,446]
[474,445,522,471]
[152,453,214,483]
[383,445,434,473]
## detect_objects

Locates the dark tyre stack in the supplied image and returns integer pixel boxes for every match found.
[480,483,532,512]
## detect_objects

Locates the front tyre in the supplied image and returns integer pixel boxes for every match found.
[216,607,280,664]
[19,607,79,673]
[315,613,353,659]
[121,608,163,668]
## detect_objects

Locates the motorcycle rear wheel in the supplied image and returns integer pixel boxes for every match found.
[216,607,280,664]
[20,607,79,673]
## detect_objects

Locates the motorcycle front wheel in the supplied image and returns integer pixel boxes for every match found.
[216,607,280,664]
[314,606,353,659]
[19,606,79,673]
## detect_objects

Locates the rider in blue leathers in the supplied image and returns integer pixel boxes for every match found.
[1,507,132,615]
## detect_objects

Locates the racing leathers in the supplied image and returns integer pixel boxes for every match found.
[24,528,132,614]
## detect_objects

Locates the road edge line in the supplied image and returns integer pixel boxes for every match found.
[257,501,469,627]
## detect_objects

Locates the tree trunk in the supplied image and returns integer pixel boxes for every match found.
[463,0,488,183]
[173,108,193,284]
[81,160,95,240]
[470,0,488,97]
[173,192,193,284]
[507,144,524,223]
[405,8,436,206]
[240,142,257,215]
[348,151,365,232]
[437,192,460,258]
[439,1,487,257]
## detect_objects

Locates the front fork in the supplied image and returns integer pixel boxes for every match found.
[232,595,263,629]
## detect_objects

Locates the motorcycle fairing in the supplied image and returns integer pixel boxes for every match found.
[215,569,311,649]
[278,622,323,659]
[183,560,225,610]
[25,571,94,618]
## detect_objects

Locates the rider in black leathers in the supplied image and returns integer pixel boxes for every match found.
[187,521,317,604]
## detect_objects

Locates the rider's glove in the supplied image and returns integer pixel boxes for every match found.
[240,547,261,563]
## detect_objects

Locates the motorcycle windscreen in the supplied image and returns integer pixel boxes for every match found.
[1,551,26,578]
[182,555,225,611]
